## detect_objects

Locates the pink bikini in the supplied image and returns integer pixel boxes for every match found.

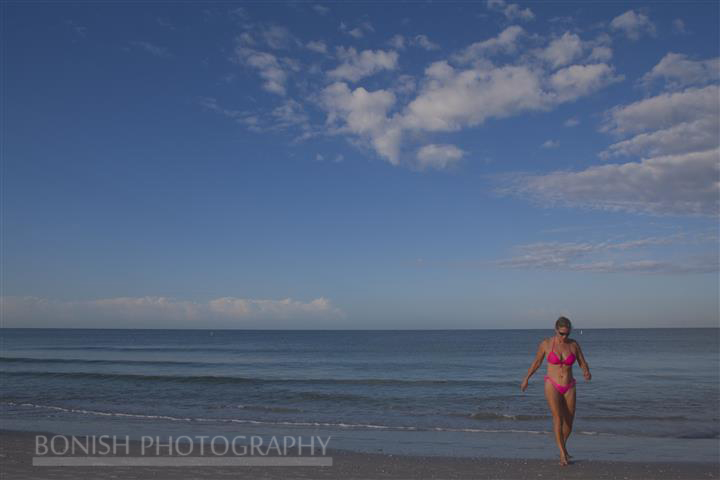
[544,337,577,394]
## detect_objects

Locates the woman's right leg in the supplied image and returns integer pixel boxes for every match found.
[544,378,569,465]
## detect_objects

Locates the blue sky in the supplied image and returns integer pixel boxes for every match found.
[3,1,719,329]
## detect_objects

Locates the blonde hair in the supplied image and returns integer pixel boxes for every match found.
[555,316,572,330]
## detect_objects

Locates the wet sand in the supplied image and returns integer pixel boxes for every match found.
[1,429,718,479]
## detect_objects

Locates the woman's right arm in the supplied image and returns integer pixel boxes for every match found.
[520,340,546,391]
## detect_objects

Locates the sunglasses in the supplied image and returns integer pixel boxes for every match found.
[557,331,570,336]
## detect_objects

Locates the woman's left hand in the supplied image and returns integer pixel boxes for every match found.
[584,370,592,381]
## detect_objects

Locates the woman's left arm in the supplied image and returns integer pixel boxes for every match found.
[575,341,592,381]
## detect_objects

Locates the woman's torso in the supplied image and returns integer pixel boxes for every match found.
[545,337,576,384]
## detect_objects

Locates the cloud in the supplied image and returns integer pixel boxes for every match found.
[340,21,374,39]
[393,74,417,95]
[601,85,719,135]
[401,63,547,133]
[541,140,559,148]
[548,63,624,102]
[416,144,465,170]
[672,18,687,34]
[0,296,344,328]
[589,45,613,62]
[320,82,401,162]
[538,32,584,68]
[413,34,440,51]
[610,10,656,40]
[599,84,719,159]
[313,4,329,15]
[199,96,312,135]
[260,25,300,49]
[222,22,622,171]
[453,26,525,63]
[390,34,441,51]
[564,117,579,127]
[233,46,290,95]
[316,28,622,169]
[497,234,718,274]
[128,41,171,58]
[506,64,719,217]
[306,40,328,54]
[507,148,719,216]
[600,116,718,159]
[486,0,534,21]
[327,47,399,82]
[388,34,405,50]
[640,53,720,89]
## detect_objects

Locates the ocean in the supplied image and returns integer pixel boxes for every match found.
[2,328,718,462]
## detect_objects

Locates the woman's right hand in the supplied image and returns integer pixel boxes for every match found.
[520,378,529,392]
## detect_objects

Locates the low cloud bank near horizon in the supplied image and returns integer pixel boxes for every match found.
[0,295,345,329]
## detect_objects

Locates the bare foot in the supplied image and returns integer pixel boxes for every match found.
[559,453,570,466]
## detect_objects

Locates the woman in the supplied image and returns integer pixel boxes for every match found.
[520,317,591,466]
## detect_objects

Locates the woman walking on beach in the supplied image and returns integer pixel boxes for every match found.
[520,317,591,466]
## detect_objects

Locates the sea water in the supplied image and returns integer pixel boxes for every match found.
[2,328,718,462]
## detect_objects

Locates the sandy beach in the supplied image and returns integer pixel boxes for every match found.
[2,430,717,480]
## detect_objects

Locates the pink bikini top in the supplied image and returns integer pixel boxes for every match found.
[547,337,576,366]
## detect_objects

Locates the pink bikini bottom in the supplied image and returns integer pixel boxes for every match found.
[544,375,576,394]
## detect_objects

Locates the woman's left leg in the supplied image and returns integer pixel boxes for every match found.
[562,386,576,456]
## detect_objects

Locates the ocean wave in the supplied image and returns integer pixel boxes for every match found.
[236,404,304,414]
[463,412,547,421]
[5,402,556,435]
[676,431,720,439]
[0,357,221,367]
[582,415,690,422]
[0,370,511,387]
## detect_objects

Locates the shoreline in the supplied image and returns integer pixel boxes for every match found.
[2,429,718,479]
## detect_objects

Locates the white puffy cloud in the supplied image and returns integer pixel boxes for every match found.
[610,10,656,40]
[316,27,622,169]
[401,63,547,132]
[486,0,534,21]
[327,47,399,82]
[233,46,289,95]
[320,82,402,163]
[538,32,584,68]
[453,26,525,63]
[0,295,344,328]
[541,140,559,148]
[548,63,623,102]
[641,53,720,89]
[416,144,465,170]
